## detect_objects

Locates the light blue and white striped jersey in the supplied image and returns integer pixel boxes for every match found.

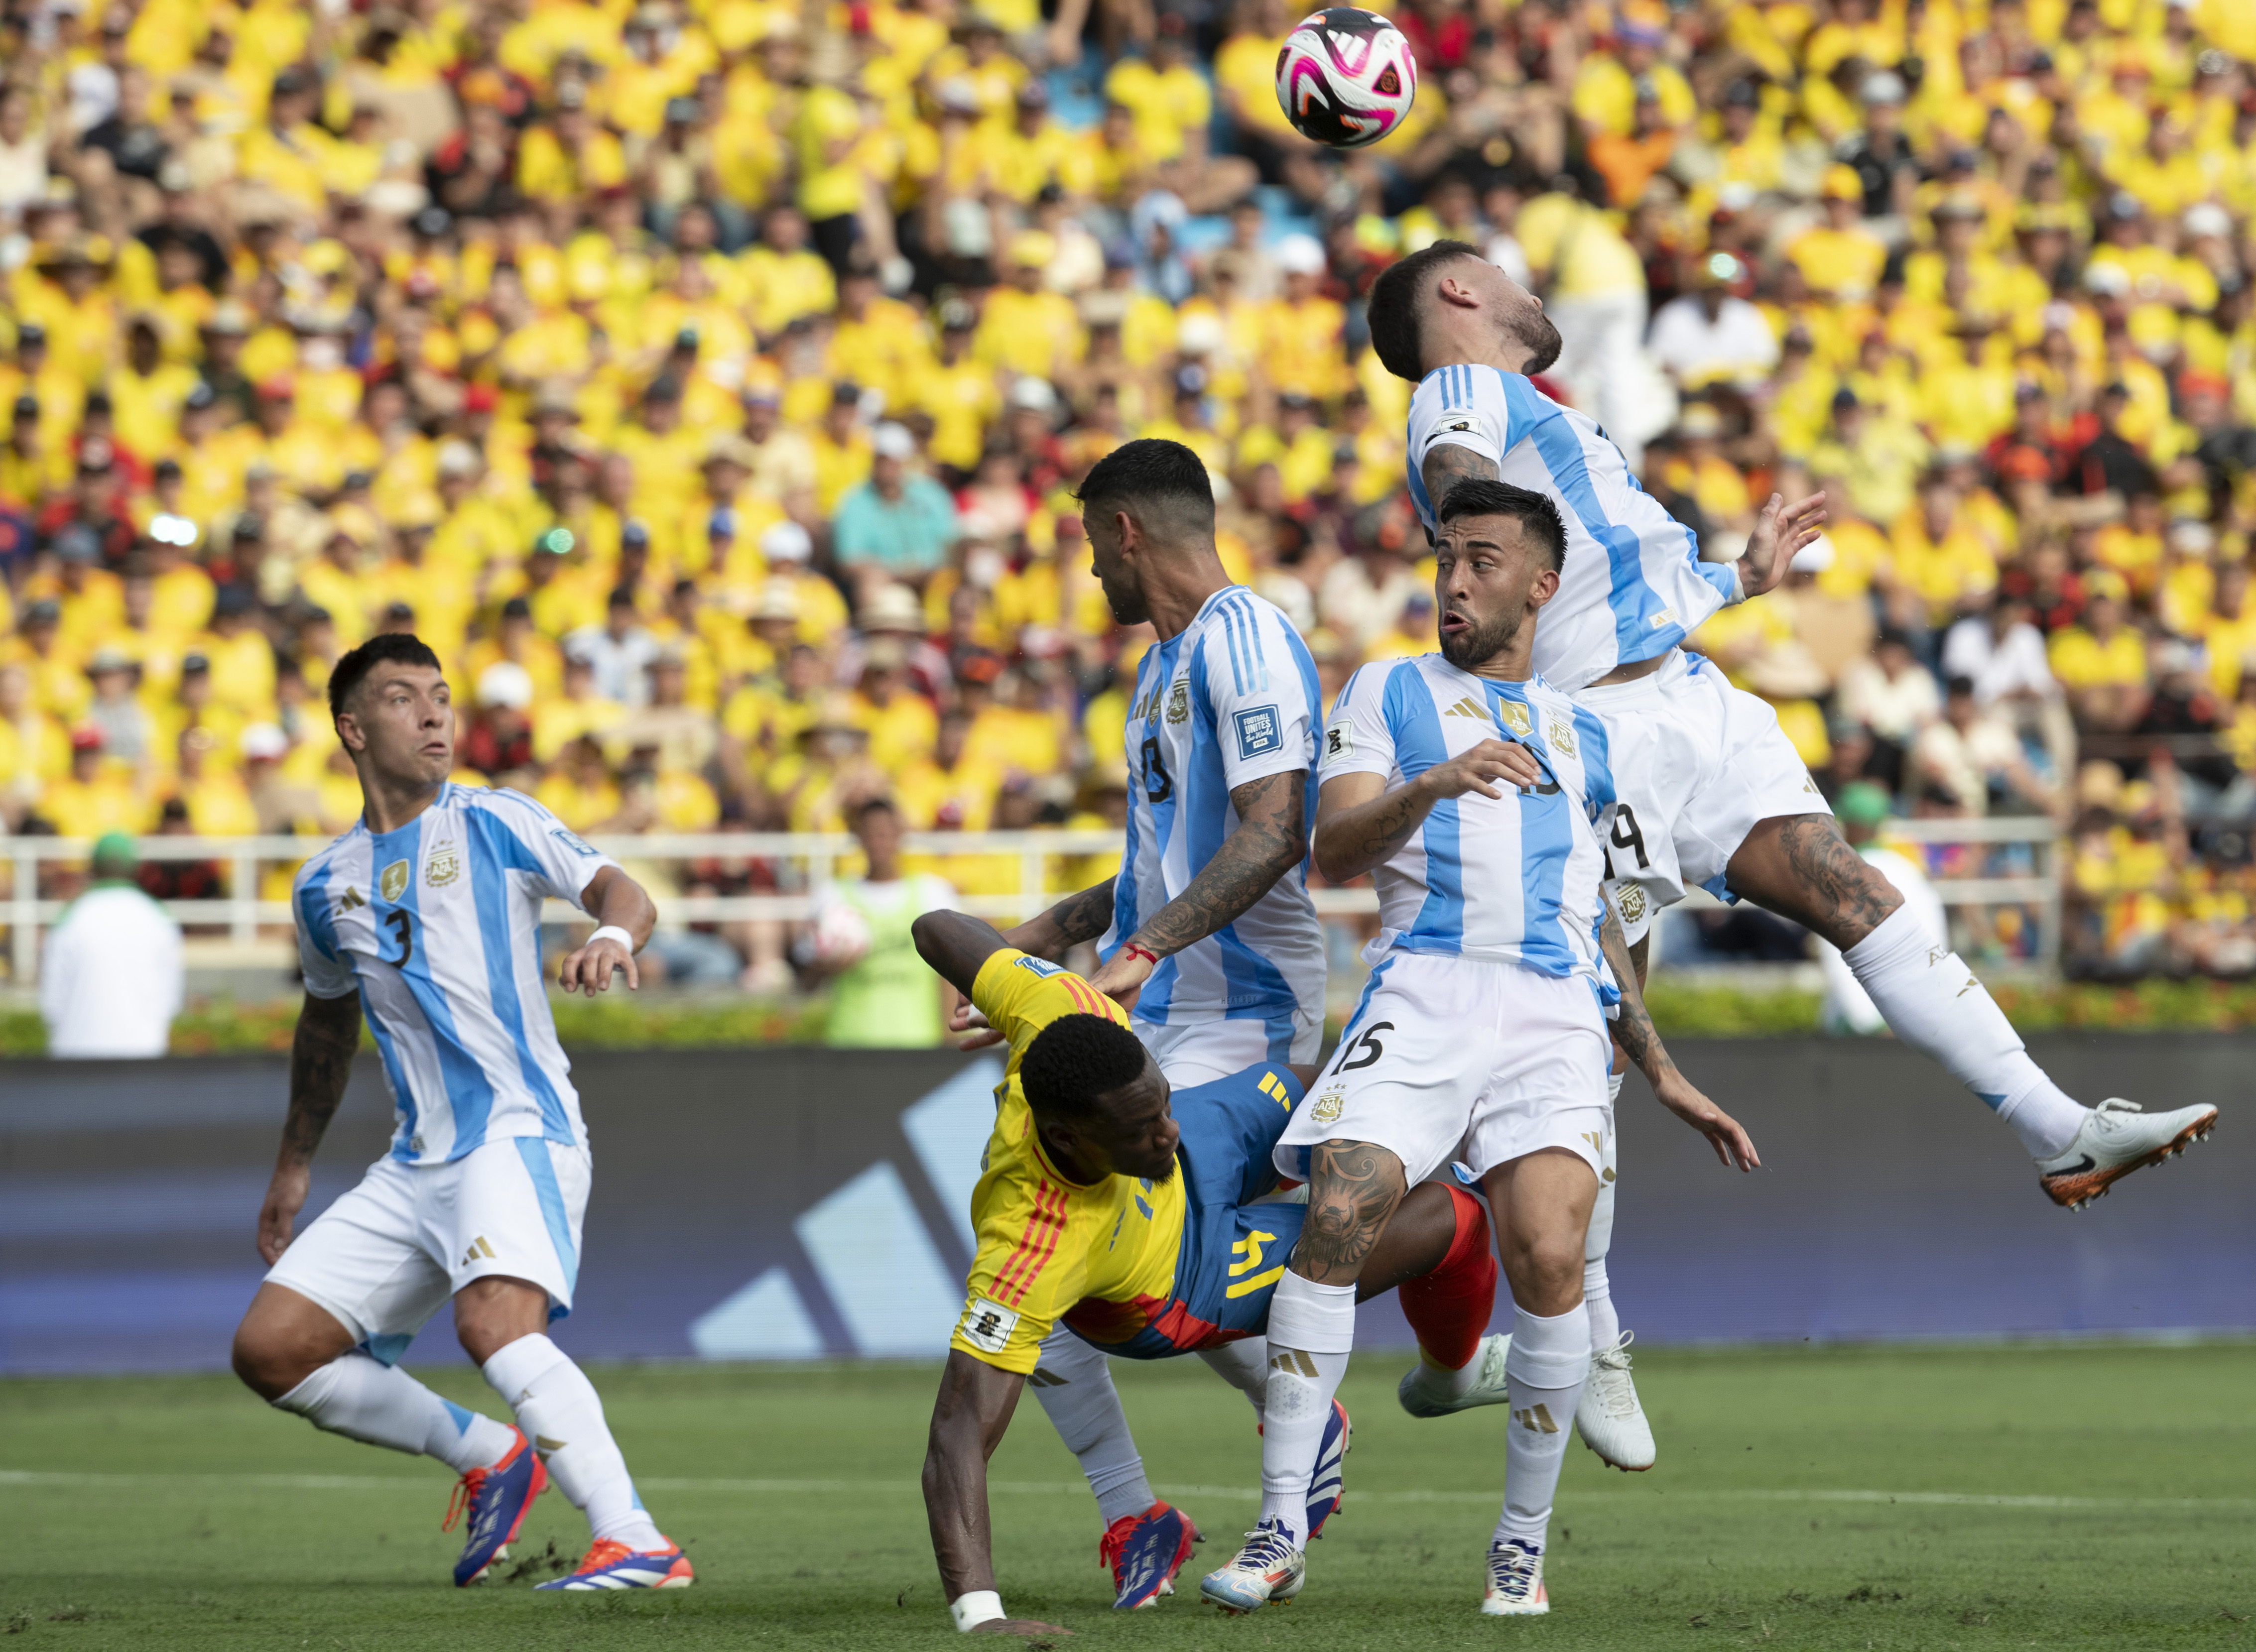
[293,784,619,1166]
[1099,585,1325,1033]
[1406,364,1741,692]
[1321,654,1618,995]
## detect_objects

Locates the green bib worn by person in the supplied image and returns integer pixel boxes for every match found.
[812,797,960,1047]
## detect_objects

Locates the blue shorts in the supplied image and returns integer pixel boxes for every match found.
[1062,1060,1309,1359]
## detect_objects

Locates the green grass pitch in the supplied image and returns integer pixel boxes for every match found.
[3,1343,2253,1649]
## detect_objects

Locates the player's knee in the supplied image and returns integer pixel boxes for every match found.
[231,1318,313,1401]
[1507,1235,1586,1313]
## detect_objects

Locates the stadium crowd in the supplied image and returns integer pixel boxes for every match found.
[0,0,2249,983]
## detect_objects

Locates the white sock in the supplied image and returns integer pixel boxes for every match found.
[1497,1303,1590,1548]
[482,1333,663,1550]
[1843,904,2086,1157]
[1586,1100,1620,1352]
[1257,1274,1356,1546]
[1027,1326,1155,1526]
[273,1351,515,1473]
[1196,1336,1269,1426]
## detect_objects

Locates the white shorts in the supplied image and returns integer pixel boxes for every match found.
[1135,1005,1323,1087]
[1274,952,1613,1188]
[266,1136,590,1364]
[1572,649,1828,945]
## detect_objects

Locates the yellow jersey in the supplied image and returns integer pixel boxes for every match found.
[949,949,1185,1374]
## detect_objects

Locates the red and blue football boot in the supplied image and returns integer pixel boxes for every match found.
[443,1427,548,1586]
[1306,1399,1351,1539]
[535,1537,696,1590]
[1100,1499,1203,1609]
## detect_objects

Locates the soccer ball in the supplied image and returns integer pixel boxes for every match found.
[811,899,872,967]
[1274,8,1417,149]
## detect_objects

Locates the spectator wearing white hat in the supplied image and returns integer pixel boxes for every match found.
[832,421,960,590]
[1646,252,1779,390]
[755,519,849,642]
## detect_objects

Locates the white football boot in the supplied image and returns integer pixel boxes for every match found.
[2037,1098,2218,1210]
[1481,1537,1548,1615]
[1199,1521,1304,1615]
[1575,1329,1655,1471]
[1397,1332,1512,1419]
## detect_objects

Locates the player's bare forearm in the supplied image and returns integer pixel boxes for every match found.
[1421,443,1501,514]
[915,909,1011,997]
[1314,771,1436,883]
[279,990,362,1169]
[1601,902,1760,1171]
[584,865,657,949]
[1002,877,1115,956]
[1599,902,1676,1092]
[923,1349,1024,1600]
[1126,771,1305,959]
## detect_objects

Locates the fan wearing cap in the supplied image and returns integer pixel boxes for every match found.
[1647,252,1778,390]
[39,829,182,1059]
[1255,235,1347,403]
[834,422,961,587]
[1786,166,1890,300]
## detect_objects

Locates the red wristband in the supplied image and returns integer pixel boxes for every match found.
[1119,942,1160,966]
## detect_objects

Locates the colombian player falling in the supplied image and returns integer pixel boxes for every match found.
[910,906,1512,1637]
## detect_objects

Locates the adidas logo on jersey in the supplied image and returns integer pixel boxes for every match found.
[1442,698,1486,719]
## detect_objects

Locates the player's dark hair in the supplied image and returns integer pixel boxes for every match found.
[1021,1012,1151,1124]
[1075,438,1214,534]
[1368,238,1484,382]
[329,633,443,718]
[1437,478,1569,572]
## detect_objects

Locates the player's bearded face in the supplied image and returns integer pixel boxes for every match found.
[1438,593,1524,670]
[1086,511,1149,625]
[1494,273,1563,375]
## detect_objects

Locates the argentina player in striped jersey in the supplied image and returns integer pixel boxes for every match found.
[1202,480,1756,1619]
[1366,240,2219,1474]
[230,635,692,1594]
[945,440,1335,1607]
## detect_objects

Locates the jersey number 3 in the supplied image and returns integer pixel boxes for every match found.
[1141,737,1173,804]
[384,909,414,965]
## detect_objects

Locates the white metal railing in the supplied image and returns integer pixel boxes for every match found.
[0,816,2066,982]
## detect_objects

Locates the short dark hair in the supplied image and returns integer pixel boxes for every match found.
[329,633,443,718]
[1436,478,1568,571]
[1368,239,1484,382]
[1075,438,1214,533]
[1021,1011,1150,1124]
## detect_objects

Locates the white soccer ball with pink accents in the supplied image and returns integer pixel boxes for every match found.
[1274,8,1417,149]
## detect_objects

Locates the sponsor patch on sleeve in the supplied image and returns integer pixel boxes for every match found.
[1013,954,1067,978]
[1321,718,1356,765]
[1233,704,1282,760]
[551,826,600,857]
[958,1296,1020,1355]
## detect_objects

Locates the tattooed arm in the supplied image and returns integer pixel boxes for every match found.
[255,990,365,1264]
[1084,770,1308,1004]
[1422,443,1502,521]
[1599,899,1760,1172]
[1000,877,1115,958]
[1313,740,1543,883]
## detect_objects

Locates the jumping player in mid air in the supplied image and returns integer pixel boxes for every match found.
[230,635,692,1593]
[913,908,1509,1637]
[1363,238,2220,1473]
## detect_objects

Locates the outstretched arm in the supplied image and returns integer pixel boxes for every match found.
[914,909,1013,1000]
[257,990,363,1264]
[1733,491,1829,601]
[1086,770,1307,1007]
[1598,899,1759,1172]
[923,1350,1069,1638]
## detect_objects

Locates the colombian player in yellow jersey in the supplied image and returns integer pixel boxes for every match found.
[911,910,1508,1635]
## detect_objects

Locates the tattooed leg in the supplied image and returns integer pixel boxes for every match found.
[1294,1139,1409,1286]
[1724,812,1903,949]
[1255,1138,1405,1545]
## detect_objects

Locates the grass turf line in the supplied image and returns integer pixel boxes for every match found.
[2,1344,2252,1649]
